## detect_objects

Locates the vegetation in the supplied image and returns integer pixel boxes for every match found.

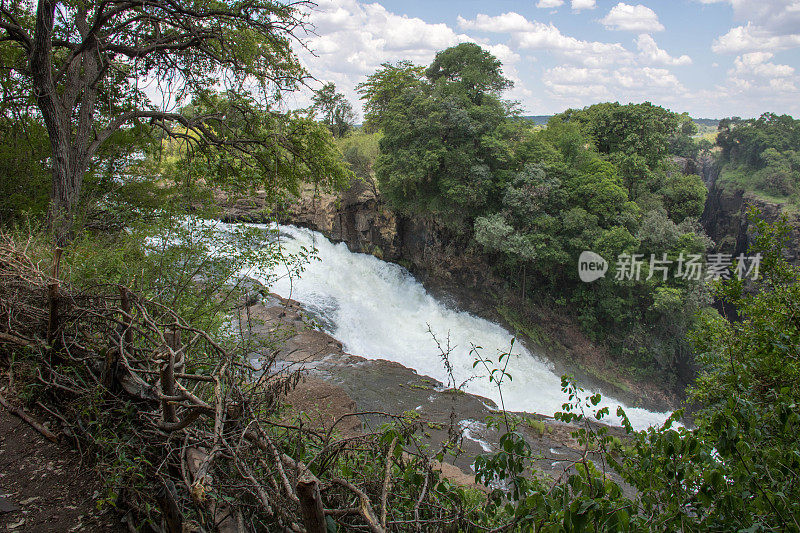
[464,211,800,531]
[311,83,356,139]
[360,44,712,381]
[716,113,800,207]
[0,0,350,243]
[1,13,799,530]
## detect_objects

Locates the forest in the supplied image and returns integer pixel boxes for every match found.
[1,0,799,530]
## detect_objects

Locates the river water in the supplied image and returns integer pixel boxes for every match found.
[229,222,674,430]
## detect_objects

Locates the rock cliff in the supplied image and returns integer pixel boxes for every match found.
[700,163,800,263]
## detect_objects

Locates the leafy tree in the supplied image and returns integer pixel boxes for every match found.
[371,44,513,226]
[311,82,356,138]
[661,173,708,222]
[554,102,681,168]
[718,113,800,168]
[356,60,425,132]
[0,0,343,242]
[0,112,50,222]
[424,42,512,104]
[336,131,382,197]
[716,113,800,203]
[692,209,800,408]
[553,102,684,202]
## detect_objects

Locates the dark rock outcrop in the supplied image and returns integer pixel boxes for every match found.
[700,161,800,263]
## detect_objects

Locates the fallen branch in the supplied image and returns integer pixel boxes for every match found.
[0,392,59,443]
[332,478,386,533]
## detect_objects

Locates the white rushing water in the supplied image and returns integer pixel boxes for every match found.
[226,222,673,430]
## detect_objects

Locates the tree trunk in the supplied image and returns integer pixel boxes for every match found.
[49,163,81,246]
[31,0,94,245]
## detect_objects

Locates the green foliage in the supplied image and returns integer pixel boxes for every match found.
[336,131,381,185]
[373,49,513,225]
[424,43,513,104]
[356,60,426,133]
[716,113,800,205]
[662,172,708,222]
[553,102,682,170]
[0,113,50,221]
[311,83,356,138]
[359,44,516,227]
[691,208,800,409]
[470,355,800,531]
[0,0,337,240]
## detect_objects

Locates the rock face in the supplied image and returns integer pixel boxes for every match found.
[220,182,499,293]
[279,184,501,297]
[285,184,403,263]
[701,164,800,263]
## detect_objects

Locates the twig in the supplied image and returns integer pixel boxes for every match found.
[332,478,386,533]
[0,392,59,443]
[380,437,398,529]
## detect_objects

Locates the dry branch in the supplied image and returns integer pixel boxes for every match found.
[0,392,59,443]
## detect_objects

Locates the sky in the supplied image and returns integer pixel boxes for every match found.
[289,0,800,120]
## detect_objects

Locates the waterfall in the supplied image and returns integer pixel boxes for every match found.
[226,222,674,430]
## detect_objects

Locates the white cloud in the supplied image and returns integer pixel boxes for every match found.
[712,22,800,52]
[536,0,564,8]
[600,3,665,32]
[512,21,633,66]
[701,0,800,52]
[699,0,800,35]
[296,0,473,116]
[483,43,523,65]
[456,12,535,33]
[713,49,799,109]
[571,0,597,10]
[543,64,686,104]
[730,52,795,77]
[636,34,692,66]
[456,12,632,66]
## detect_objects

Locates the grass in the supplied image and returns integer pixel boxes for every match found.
[717,166,800,213]
[523,417,553,437]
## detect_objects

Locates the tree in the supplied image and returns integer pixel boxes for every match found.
[356,60,425,132]
[0,0,342,243]
[0,76,50,221]
[553,102,682,170]
[424,42,512,103]
[370,44,512,225]
[662,173,707,222]
[311,82,355,138]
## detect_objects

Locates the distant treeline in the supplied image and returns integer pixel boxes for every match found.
[522,115,720,130]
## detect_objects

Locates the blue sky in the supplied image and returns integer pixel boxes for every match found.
[294,0,800,119]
